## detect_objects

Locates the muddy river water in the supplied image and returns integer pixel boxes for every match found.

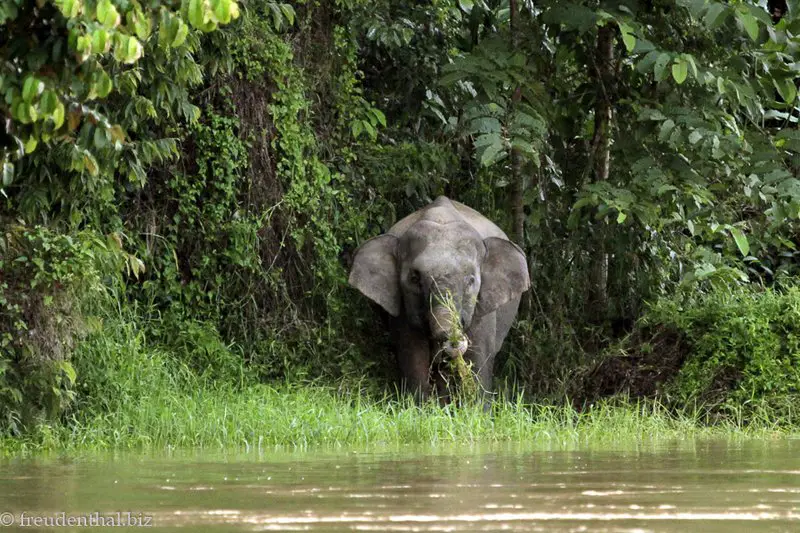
[1,439,799,531]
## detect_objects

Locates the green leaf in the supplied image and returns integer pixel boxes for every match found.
[729,227,750,256]
[363,120,376,139]
[279,3,295,26]
[158,12,173,48]
[2,161,14,186]
[686,0,707,18]
[474,132,502,148]
[703,3,728,28]
[471,117,502,134]
[716,76,726,95]
[172,20,189,47]
[83,151,99,175]
[129,9,151,40]
[22,76,43,103]
[75,34,92,62]
[622,32,636,52]
[672,59,688,84]
[511,138,537,156]
[654,53,671,81]
[125,36,143,63]
[189,0,206,29]
[371,108,386,127]
[351,119,364,139]
[638,108,666,121]
[616,211,627,224]
[92,28,110,53]
[774,78,797,106]
[747,3,772,25]
[93,127,109,149]
[52,101,65,129]
[95,70,113,98]
[97,0,120,28]
[459,0,474,13]
[479,141,505,167]
[618,22,636,52]
[96,0,109,22]
[24,137,38,154]
[572,196,596,211]
[542,3,596,31]
[17,102,37,123]
[60,361,77,386]
[636,50,660,73]
[439,71,466,86]
[681,54,699,79]
[39,90,58,114]
[736,10,759,41]
[268,3,282,30]
[58,0,81,18]
[127,254,146,279]
[109,124,125,143]
[189,0,218,31]
[113,34,127,62]
[658,119,676,141]
[114,34,143,64]
[213,0,233,24]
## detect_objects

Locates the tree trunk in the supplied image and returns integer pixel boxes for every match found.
[510,90,525,246]
[589,23,615,315]
[509,0,525,247]
[508,0,532,319]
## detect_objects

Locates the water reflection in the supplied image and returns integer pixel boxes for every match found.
[1,439,799,532]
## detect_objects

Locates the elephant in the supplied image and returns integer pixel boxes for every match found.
[348,196,530,403]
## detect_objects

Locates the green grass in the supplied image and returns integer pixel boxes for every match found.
[1,383,792,457]
[2,301,798,458]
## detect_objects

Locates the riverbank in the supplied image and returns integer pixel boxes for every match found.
[1,383,792,457]
[4,286,800,457]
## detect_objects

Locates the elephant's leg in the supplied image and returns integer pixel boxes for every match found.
[464,311,497,398]
[390,317,432,402]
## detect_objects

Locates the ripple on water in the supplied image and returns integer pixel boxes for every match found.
[2,439,800,532]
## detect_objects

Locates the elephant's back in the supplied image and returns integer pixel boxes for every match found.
[388,196,508,241]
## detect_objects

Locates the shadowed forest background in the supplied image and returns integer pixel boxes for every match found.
[3,0,800,438]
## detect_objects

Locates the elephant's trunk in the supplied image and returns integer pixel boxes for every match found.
[429,299,467,351]
[429,304,455,343]
[429,304,469,358]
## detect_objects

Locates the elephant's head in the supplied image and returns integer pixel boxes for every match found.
[349,198,529,346]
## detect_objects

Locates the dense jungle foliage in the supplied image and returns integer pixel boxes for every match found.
[3,0,800,436]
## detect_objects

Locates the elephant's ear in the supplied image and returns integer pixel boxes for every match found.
[477,237,530,314]
[348,235,401,317]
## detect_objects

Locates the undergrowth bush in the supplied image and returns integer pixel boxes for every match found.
[642,285,800,424]
[0,225,133,434]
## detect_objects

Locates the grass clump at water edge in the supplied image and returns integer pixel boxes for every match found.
[1,384,790,456]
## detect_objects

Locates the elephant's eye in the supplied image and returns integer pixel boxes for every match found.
[409,270,421,285]
[466,275,476,287]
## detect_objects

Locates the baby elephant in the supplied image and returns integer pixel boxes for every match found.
[349,196,529,402]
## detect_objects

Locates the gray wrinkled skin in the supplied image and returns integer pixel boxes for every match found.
[349,196,530,403]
